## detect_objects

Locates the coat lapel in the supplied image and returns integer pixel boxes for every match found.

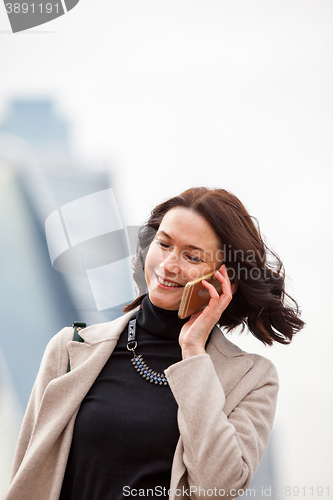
[67,311,133,370]
[207,326,253,398]
[24,312,134,464]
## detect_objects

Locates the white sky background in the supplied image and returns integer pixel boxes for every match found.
[0,0,333,496]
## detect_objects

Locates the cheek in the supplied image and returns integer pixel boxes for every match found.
[185,265,209,282]
[144,245,158,283]
[186,262,218,282]
[144,246,154,273]
[145,243,164,270]
[144,271,150,290]
[144,251,152,285]
[184,266,200,281]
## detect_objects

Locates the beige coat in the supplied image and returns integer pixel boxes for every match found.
[3,311,279,500]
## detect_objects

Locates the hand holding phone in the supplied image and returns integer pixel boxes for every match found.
[178,271,223,319]
[178,266,237,319]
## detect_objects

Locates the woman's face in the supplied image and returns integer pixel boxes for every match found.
[144,207,222,310]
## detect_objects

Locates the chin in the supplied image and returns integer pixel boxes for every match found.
[148,292,181,311]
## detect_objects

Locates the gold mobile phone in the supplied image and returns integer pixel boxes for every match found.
[178,271,222,319]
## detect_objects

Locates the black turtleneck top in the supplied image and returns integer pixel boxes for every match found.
[59,296,189,500]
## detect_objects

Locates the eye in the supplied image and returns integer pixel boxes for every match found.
[186,255,203,263]
[156,240,170,249]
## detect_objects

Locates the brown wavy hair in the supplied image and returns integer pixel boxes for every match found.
[123,187,304,345]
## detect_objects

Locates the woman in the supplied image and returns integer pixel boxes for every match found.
[4,187,304,500]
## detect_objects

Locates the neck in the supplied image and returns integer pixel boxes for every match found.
[136,295,189,340]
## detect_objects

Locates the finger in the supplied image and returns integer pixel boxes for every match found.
[202,280,231,317]
[216,266,232,292]
[202,270,231,302]
[218,263,231,283]
[214,270,233,304]
[201,279,220,299]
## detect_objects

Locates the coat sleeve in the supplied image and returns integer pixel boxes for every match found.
[164,352,279,498]
[9,327,73,480]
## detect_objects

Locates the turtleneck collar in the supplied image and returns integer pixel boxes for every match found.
[136,295,189,340]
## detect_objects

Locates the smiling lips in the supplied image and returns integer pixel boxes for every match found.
[155,273,183,288]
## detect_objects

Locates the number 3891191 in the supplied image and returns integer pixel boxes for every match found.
[5,3,60,14]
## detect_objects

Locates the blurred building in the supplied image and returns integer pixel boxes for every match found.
[0,98,70,153]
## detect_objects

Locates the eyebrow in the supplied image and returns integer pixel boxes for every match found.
[157,230,205,253]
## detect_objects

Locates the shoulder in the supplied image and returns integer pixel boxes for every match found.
[32,313,130,396]
[37,326,74,379]
[43,325,74,359]
[245,351,278,384]
[46,310,134,348]
[208,325,279,389]
[47,325,74,348]
[74,310,135,345]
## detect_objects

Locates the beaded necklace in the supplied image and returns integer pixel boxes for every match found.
[127,319,168,386]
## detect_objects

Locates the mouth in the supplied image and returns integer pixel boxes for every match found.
[155,273,184,289]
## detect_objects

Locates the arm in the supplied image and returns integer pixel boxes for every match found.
[165,352,278,498]
[10,327,72,480]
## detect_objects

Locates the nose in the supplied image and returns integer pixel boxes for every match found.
[160,249,181,275]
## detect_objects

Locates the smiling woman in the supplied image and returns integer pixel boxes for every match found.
[125,186,304,345]
[144,208,222,311]
[4,187,304,500]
